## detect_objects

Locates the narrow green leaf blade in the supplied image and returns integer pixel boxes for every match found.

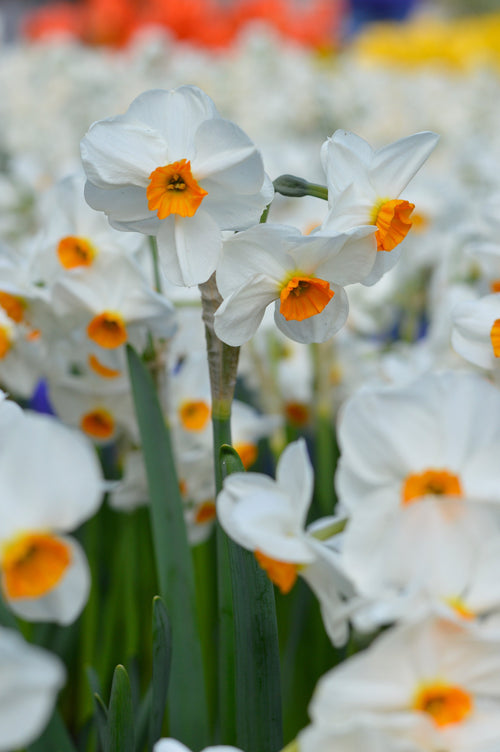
[28,709,77,752]
[149,596,172,748]
[126,345,209,748]
[220,444,283,752]
[107,665,135,752]
[92,692,109,752]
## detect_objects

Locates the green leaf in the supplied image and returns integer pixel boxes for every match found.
[220,445,283,752]
[107,665,135,752]
[28,710,77,752]
[149,596,172,748]
[135,685,152,752]
[126,345,209,749]
[92,693,109,752]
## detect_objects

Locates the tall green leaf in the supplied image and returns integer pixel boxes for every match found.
[107,665,135,752]
[126,345,209,749]
[149,596,172,749]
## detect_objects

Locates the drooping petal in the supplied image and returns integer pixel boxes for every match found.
[276,438,314,527]
[214,274,278,346]
[156,211,222,287]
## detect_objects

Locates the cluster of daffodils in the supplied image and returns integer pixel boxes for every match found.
[219,370,500,752]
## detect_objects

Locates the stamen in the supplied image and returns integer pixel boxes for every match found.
[2,532,71,599]
[372,198,415,252]
[402,468,462,505]
[147,159,208,219]
[413,681,473,727]
[254,550,299,594]
[280,276,334,321]
[179,400,211,431]
[80,408,115,440]
[57,236,97,268]
[87,311,127,349]
[490,319,500,357]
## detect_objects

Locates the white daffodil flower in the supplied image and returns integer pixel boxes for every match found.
[336,370,500,517]
[154,739,242,752]
[214,223,376,346]
[308,617,500,752]
[318,130,439,285]
[0,403,104,624]
[0,627,65,751]
[451,293,500,370]
[81,85,272,287]
[217,438,353,646]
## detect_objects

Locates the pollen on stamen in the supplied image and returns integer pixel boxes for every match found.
[490,319,500,357]
[57,236,97,269]
[413,681,473,727]
[1,532,72,599]
[147,158,207,220]
[87,311,127,349]
[402,468,462,505]
[372,198,415,252]
[80,408,115,440]
[279,276,334,321]
[254,549,299,594]
[179,400,211,431]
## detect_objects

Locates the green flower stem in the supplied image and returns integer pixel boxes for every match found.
[311,342,337,516]
[148,236,163,294]
[199,273,240,745]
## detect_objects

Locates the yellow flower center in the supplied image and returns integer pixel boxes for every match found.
[179,400,211,431]
[57,236,97,269]
[1,532,71,599]
[402,468,462,505]
[279,275,334,321]
[234,442,258,470]
[490,319,500,357]
[490,280,500,294]
[371,198,415,252]
[285,402,310,427]
[146,159,208,219]
[80,408,115,440]
[413,681,473,727]
[88,353,121,378]
[0,291,26,323]
[445,596,475,621]
[254,550,299,594]
[87,311,127,349]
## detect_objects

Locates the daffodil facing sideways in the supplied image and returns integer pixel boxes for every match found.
[0,627,65,751]
[81,85,272,287]
[0,398,104,623]
[214,223,376,346]
[318,129,439,285]
[217,438,354,646]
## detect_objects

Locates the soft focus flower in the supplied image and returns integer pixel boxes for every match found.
[318,130,439,285]
[0,400,104,623]
[0,627,66,751]
[214,223,376,345]
[153,739,242,752]
[451,293,500,370]
[217,438,353,645]
[81,85,271,286]
[308,617,500,752]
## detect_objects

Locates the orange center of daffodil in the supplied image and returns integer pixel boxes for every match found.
[57,236,97,269]
[0,291,26,323]
[0,326,11,359]
[254,550,299,594]
[371,198,415,252]
[2,532,71,599]
[87,311,127,349]
[413,681,473,727]
[490,319,500,357]
[285,401,310,427]
[194,501,217,525]
[234,442,258,470]
[402,469,462,505]
[146,159,208,219]
[279,275,334,321]
[80,408,115,440]
[179,400,211,431]
[88,353,121,379]
[490,280,500,294]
